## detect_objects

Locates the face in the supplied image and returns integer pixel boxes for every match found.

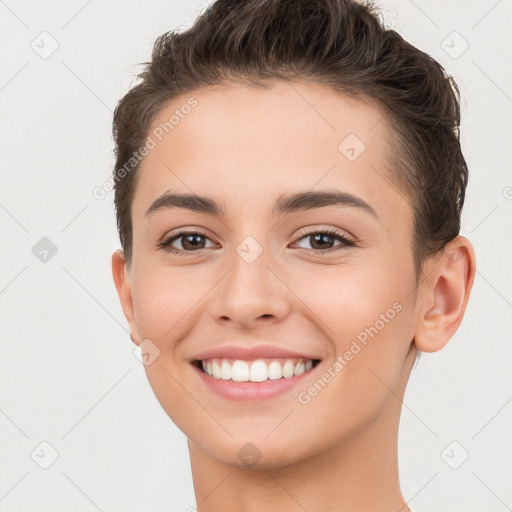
[115,80,422,469]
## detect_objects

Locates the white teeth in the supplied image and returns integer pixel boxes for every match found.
[282,360,295,378]
[268,361,283,380]
[212,361,221,379]
[200,357,317,381]
[232,360,249,381]
[249,360,268,382]
[221,360,231,380]
[294,362,305,376]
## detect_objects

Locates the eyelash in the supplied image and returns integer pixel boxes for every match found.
[157,227,355,256]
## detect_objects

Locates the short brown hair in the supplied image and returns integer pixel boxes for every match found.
[112,0,468,275]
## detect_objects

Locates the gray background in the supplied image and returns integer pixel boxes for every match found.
[1,1,511,511]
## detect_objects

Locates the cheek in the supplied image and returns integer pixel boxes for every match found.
[293,304,414,448]
[131,266,213,341]
[300,267,414,403]
[295,263,405,342]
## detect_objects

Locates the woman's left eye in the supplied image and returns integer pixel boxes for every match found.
[158,228,355,255]
[292,229,355,254]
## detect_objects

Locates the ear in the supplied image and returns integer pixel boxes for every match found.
[413,236,476,353]
[112,249,140,346]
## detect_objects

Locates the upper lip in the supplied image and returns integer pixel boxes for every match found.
[191,344,322,362]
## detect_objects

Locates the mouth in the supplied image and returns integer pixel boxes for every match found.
[191,356,322,401]
[193,357,322,382]
[189,344,323,401]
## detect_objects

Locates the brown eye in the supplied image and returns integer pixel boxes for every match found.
[293,229,354,254]
[159,230,215,254]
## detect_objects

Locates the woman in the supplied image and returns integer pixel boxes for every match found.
[111,1,475,509]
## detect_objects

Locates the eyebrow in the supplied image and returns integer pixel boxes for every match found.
[145,189,378,219]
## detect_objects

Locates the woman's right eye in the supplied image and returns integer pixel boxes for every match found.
[158,230,215,255]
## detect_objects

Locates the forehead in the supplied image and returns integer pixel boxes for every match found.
[132,80,409,225]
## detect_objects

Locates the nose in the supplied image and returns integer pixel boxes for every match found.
[209,249,291,331]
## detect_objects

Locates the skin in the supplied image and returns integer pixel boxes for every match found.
[112,80,476,512]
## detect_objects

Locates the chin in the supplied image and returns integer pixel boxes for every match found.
[203,436,315,470]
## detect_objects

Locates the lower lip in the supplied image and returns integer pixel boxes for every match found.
[192,363,318,401]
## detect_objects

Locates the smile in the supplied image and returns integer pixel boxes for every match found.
[196,357,321,382]
[192,357,323,401]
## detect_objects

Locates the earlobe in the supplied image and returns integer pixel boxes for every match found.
[414,236,476,353]
[111,249,140,346]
